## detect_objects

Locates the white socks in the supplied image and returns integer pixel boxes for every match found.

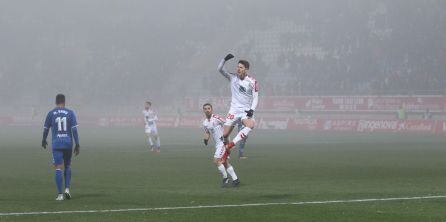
[218,165,228,178]
[147,137,154,146]
[155,136,161,148]
[226,165,238,181]
[233,127,252,145]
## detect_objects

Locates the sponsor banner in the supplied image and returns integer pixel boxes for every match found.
[444,121,446,133]
[289,118,444,134]
[2,114,445,135]
[107,117,141,127]
[443,121,446,134]
[157,116,178,128]
[397,120,436,133]
[356,119,399,132]
[322,119,358,132]
[192,96,446,112]
[258,117,289,130]
[434,120,446,134]
[98,115,178,128]
[287,118,321,131]
[178,116,202,128]
[196,97,231,112]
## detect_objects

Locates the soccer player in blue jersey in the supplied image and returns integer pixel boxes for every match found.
[42,94,80,201]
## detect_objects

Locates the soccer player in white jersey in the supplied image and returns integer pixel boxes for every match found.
[202,103,240,187]
[143,101,161,152]
[217,54,258,154]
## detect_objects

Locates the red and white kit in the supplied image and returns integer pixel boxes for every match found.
[202,114,226,158]
[218,59,259,126]
[143,109,158,135]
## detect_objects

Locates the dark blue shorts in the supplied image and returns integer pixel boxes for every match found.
[52,149,72,166]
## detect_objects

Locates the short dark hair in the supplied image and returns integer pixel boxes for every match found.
[203,103,212,109]
[146,101,152,106]
[56,94,65,105]
[238,60,250,69]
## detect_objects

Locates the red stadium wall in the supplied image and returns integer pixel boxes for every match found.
[3,115,446,135]
[186,95,446,112]
[2,96,446,135]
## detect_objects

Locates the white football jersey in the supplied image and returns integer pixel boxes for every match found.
[218,59,259,112]
[202,114,225,146]
[143,109,158,127]
[229,75,258,111]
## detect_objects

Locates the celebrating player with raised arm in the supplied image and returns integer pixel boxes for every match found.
[42,94,80,201]
[217,54,258,153]
[143,101,161,152]
[202,103,240,187]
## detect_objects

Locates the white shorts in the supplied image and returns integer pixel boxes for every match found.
[214,142,226,159]
[224,108,255,127]
[145,124,158,135]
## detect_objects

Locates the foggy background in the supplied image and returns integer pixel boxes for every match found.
[0,0,445,118]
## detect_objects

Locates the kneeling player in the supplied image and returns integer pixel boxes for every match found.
[202,103,240,187]
[143,101,161,152]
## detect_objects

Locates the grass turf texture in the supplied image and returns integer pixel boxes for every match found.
[0,126,446,221]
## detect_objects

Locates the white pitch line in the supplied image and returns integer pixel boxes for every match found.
[1,195,446,217]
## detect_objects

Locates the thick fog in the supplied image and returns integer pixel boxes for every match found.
[0,0,445,116]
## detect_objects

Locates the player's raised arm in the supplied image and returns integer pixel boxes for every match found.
[217,54,235,80]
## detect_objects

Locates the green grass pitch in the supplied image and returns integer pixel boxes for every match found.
[1,126,446,221]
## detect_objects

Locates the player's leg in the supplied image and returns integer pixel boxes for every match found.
[237,123,248,159]
[63,149,73,199]
[152,126,161,152]
[145,130,154,150]
[52,150,64,200]
[228,118,255,150]
[238,136,248,159]
[224,161,240,187]
[222,125,234,144]
[214,158,229,187]
[223,112,237,144]
[214,144,229,187]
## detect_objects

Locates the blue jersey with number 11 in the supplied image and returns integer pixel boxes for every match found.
[44,107,78,150]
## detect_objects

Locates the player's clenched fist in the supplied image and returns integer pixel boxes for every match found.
[245,109,254,118]
[224,54,234,61]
